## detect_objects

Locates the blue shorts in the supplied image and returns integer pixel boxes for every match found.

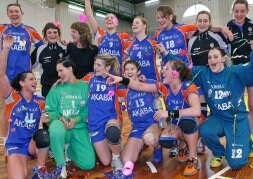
[129,122,156,139]
[6,142,32,156]
[89,119,118,143]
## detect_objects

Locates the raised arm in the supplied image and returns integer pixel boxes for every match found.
[107,73,158,93]
[0,35,14,98]
[84,0,99,32]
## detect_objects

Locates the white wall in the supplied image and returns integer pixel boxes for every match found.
[0,0,55,37]
[55,2,132,41]
[135,0,243,30]
[1,0,252,40]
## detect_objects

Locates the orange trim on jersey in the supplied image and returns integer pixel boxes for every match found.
[181,84,198,100]
[177,24,196,33]
[97,27,130,57]
[82,73,123,121]
[5,91,22,120]
[157,82,170,99]
[81,73,94,82]
[154,28,163,39]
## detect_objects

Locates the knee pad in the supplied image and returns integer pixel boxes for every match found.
[179,117,198,134]
[159,136,177,149]
[33,129,50,149]
[105,124,121,145]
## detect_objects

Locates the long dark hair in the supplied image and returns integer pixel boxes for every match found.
[95,54,120,76]
[11,71,33,91]
[56,57,76,73]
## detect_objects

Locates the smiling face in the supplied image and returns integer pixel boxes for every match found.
[20,73,37,93]
[7,5,23,26]
[104,13,118,31]
[56,63,72,83]
[70,29,81,43]
[161,62,174,84]
[196,13,211,32]
[124,62,140,80]
[232,3,248,25]
[132,17,146,35]
[156,11,172,30]
[208,48,225,73]
[46,28,60,44]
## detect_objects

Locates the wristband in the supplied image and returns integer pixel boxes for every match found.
[168,110,180,118]
[121,77,130,86]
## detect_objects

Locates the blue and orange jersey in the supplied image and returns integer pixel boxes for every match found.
[5,90,45,148]
[124,36,160,81]
[118,79,157,129]
[95,27,130,72]
[82,73,122,129]
[157,80,198,120]
[155,24,196,65]
[0,23,43,82]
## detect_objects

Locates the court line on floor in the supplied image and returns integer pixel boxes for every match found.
[208,166,231,179]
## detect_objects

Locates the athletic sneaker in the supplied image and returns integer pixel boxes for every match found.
[153,148,163,163]
[210,156,225,168]
[32,166,48,179]
[38,167,47,174]
[197,138,206,154]
[178,148,188,163]
[169,147,178,157]
[111,157,123,171]
[183,157,199,176]
[249,134,253,157]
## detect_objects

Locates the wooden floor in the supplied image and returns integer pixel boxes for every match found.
[1,112,253,179]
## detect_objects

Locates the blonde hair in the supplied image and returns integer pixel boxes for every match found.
[95,54,120,76]
[134,16,148,34]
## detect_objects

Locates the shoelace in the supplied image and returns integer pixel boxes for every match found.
[187,158,197,168]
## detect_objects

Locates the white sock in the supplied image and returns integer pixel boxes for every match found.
[60,165,67,178]
[112,154,120,160]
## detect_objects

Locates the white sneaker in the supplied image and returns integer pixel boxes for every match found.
[169,147,178,157]
[64,144,71,162]
[60,165,67,178]
[111,157,123,171]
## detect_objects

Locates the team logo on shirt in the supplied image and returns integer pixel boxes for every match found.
[24,113,36,124]
[80,101,86,106]
[248,27,252,32]
[210,43,214,48]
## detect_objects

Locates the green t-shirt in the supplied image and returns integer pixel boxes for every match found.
[45,80,89,128]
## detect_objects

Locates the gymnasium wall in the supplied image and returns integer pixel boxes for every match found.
[1,0,253,40]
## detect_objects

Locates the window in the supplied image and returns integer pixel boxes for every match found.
[181,4,210,24]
